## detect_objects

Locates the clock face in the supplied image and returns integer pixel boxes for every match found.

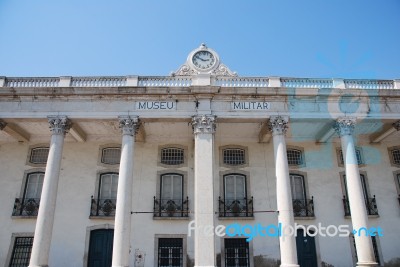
[192,50,216,70]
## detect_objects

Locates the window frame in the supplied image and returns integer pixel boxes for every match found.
[349,234,383,266]
[286,146,306,168]
[158,145,188,168]
[393,170,400,196]
[337,147,364,167]
[5,233,34,267]
[154,234,187,267]
[98,144,121,167]
[388,146,400,167]
[219,145,249,168]
[221,237,254,267]
[26,144,49,167]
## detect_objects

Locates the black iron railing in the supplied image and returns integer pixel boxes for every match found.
[293,197,314,217]
[90,197,117,217]
[342,195,379,216]
[12,198,40,216]
[153,197,189,217]
[218,197,253,217]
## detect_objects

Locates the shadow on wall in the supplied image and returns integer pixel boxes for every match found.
[385,258,400,267]
[254,255,280,267]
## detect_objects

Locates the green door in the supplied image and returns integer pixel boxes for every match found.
[296,229,317,267]
[88,229,114,267]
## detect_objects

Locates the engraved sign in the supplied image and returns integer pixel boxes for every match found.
[232,102,270,110]
[136,101,176,110]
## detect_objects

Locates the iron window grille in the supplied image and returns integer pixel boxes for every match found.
[223,149,245,166]
[392,149,400,165]
[287,149,303,166]
[224,238,250,267]
[29,147,49,164]
[9,237,33,267]
[154,197,189,217]
[339,149,363,165]
[90,196,116,217]
[101,147,121,165]
[157,238,183,267]
[293,197,315,217]
[342,195,379,216]
[219,197,253,217]
[161,148,184,165]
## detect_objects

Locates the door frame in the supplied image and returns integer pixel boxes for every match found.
[83,224,114,267]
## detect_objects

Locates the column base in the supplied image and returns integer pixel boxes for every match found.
[280,264,300,267]
[28,265,49,267]
[357,261,378,267]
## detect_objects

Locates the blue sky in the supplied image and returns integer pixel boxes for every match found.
[0,0,399,79]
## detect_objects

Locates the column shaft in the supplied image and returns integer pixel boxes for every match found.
[335,118,377,267]
[192,115,216,267]
[29,117,71,267]
[112,116,139,267]
[269,116,299,267]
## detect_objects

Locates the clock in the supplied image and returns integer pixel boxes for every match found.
[192,50,216,70]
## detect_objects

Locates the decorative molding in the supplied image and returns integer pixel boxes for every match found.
[211,63,237,77]
[191,115,216,134]
[48,116,71,135]
[334,117,357,137]
[0,120,7,130]
[171,64,197,76]
[393,120,400,131]
[118,116,141,136]
[268,116,289,136]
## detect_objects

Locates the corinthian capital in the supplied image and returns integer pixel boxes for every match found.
[118,116,141,136]
[191,115,216,134]
[268,116,289,136]
[48,116,71,135]
[334,117,356,136]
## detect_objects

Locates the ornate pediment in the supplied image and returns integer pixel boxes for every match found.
[171,44,237,77]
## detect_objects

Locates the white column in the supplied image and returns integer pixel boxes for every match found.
[29,116,71,267]
[268,116,299,267]
[334,117,377,267]
[192,115,216,267]
[112,116,140,267]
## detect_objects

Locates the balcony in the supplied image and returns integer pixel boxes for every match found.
[342,195,379,217]
[90,197,116,217]
[218,197,254,218]
[153,197,189,218]
[12,198,40,216]
[293,197,315,218]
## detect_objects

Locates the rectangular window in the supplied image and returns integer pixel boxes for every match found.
[101,148,121,165]
[224,238,250,267]
[392,149,400,165]
[340,149,362,165]
[287,149,303,166]
[158,238,183,267]
[9,237,33,267]
[29,147,49,164]
[161,148,184,165]
[223,149,245,166]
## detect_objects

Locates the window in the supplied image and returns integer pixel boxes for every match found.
[157,238,183,267]
[219,174,253,217]
[342,174,378,216]
[101,147,121,165]
[91,173,118,217]
[290,174,314,217]
[161,148,184,165]
[388,147,400,167]
[338,148,363,165]
[8,236,33,267]
[223,238,250,267]
[223,149,245,166]
[29,147,49,164]
[154,174,188,217]
[13,172,44,216]
[287,149,303,166]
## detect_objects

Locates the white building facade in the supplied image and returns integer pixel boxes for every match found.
[0,45,400,267]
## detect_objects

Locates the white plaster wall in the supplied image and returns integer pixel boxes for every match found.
[0,136,399,267]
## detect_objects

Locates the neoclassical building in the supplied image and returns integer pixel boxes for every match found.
[0,44,399,267]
